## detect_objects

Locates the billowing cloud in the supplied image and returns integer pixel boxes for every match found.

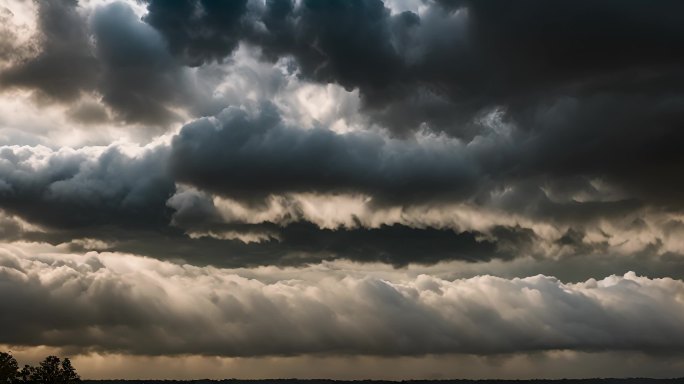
[167,100,680,221]
[140,0,684,137]
[0,0,98,100]
[0,2,683,376]
[143,0,248,67]
[0,0,681,212]
[91,2,226,126]
[2,248,684,356]
[0,99,682,268]
[0,143,173,228]
[169,104,482,203]
[0,1,226,127]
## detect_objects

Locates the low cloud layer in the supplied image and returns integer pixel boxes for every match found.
[2,248,684,356]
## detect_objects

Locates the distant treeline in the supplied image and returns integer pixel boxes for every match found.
[1,351,80,384]
[2,351,681,384]
[82,379,684,384]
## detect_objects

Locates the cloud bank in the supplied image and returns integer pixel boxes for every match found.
[2,248,684,356]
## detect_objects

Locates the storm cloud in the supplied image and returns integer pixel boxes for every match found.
[0,1,683,377]
[0,0,98,100]
[0,1,222,126]
[140,0,684,136]
[170,104,482,203]
[0,143,173,229]
[0,98,681,267]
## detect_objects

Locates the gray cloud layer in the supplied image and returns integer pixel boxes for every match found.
[2,249,684,357]
[0,102,681,268]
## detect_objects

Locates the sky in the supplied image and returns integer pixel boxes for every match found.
[0,0,684,379]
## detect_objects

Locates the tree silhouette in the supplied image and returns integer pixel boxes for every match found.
[0,352,19,384]
[58,359,79,384]
[35,356,61,384]
[17,366,33,384]
[30,356,80,384]
[0,352,79,384]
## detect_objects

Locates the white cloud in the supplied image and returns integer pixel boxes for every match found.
[212,45,369,134]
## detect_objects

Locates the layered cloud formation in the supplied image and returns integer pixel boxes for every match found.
[0,0,683,378]
[3,247,684,356]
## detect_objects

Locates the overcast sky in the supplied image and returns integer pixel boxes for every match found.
[0,0,683,379]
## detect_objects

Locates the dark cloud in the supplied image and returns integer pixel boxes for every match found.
[174,222,528,267]
[170,104,480,204]
[143,0,249,67]
[0,1,221,126]
[167,100,677,216]
[144,0,417,128]
[0,129,532,267]
[138,0,684,210]
[3,0,682,140]
[261,0,403,94]
[0,145,174,229]
[482,180,644,225]
[510,93,684,208]
[0,97,676,270]
[140,0,684,135]
[143,0,403,89]
[0,0,99,100]
[91,2,202,126]
[373,0,684,136]
[20,220,529,268]
[0,0,680,273]
[436,0,684,83]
